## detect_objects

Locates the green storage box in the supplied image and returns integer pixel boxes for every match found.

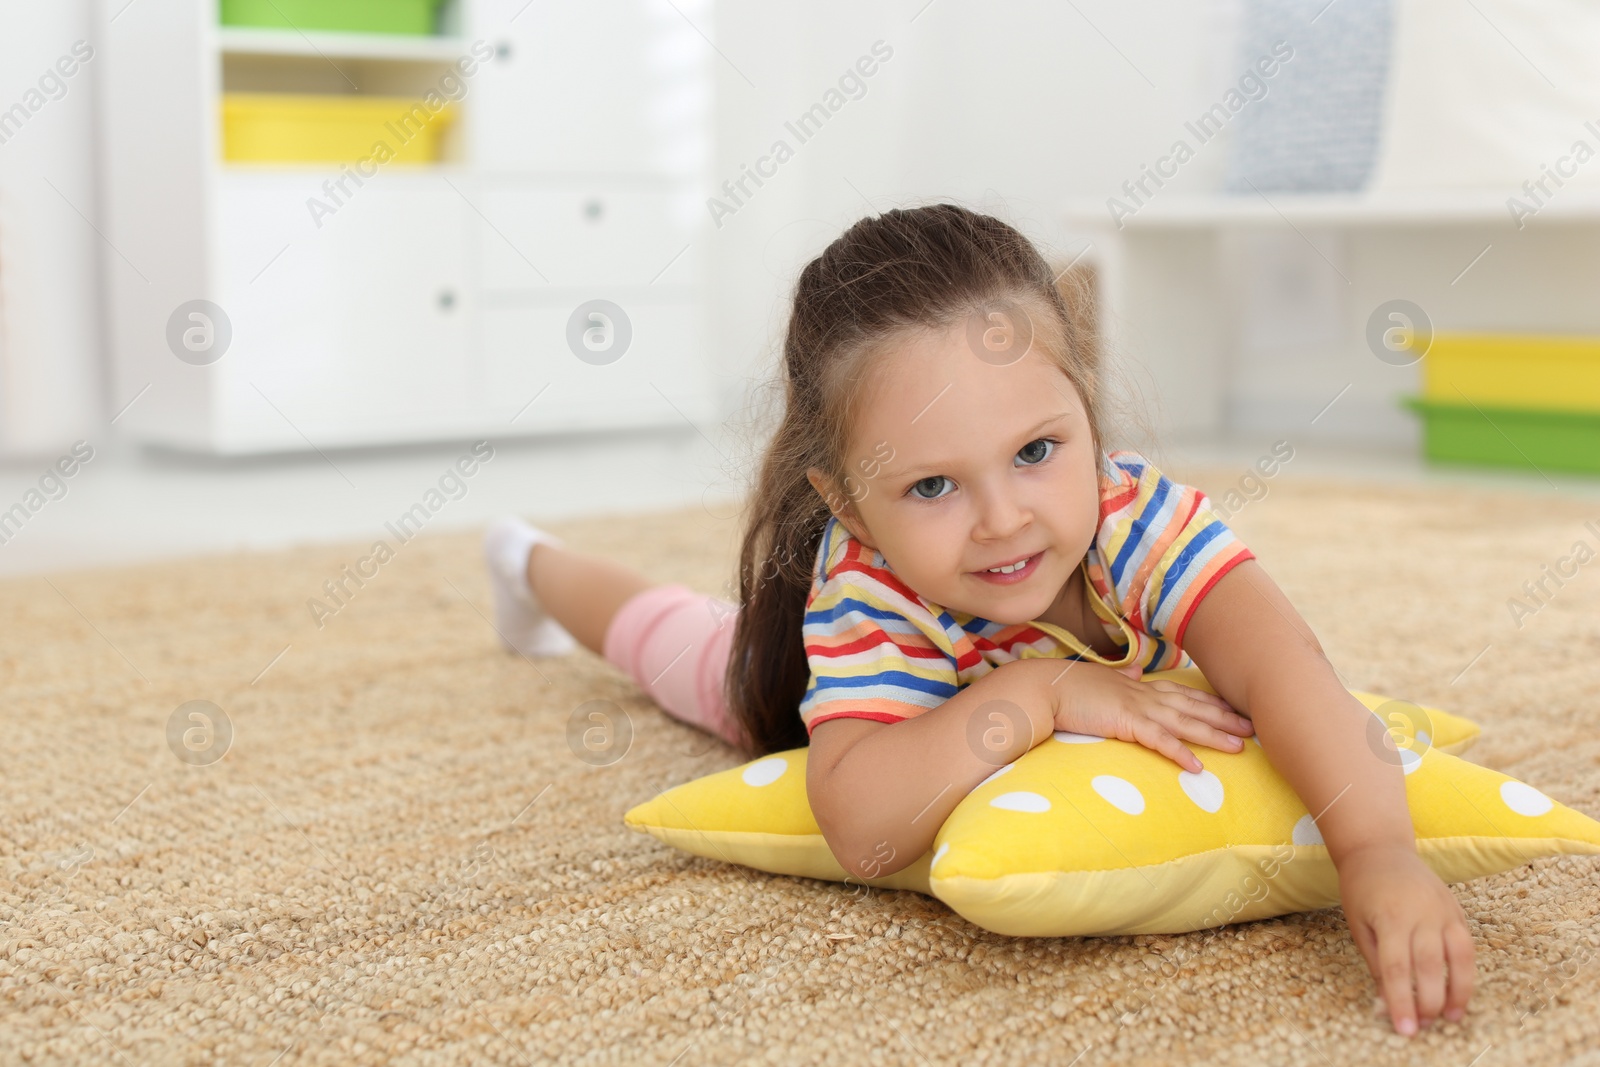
[1404,397,1600,476]
[220,0,444,35]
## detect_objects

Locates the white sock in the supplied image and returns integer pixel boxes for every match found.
[482,517,578,657]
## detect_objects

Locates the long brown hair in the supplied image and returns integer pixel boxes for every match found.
[723,203,1108,756]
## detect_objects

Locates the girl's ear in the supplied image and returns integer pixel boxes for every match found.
[806,467,876,548]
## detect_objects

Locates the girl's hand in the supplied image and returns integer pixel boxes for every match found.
[1050,662,1256,773]
[1337,844,1476,1035]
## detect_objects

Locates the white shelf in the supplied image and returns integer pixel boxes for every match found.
[1064,189,1600,230]
[216,27,470,63]
[102,0,715,456]
[215,162,470,177]
[1058,182,1600,448]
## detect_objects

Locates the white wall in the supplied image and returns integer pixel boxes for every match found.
[0,0,105,456]
[705,0,1245,427]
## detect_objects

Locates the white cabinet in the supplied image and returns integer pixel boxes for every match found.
[469,176,713,431]
[98,0,714,455]
[473,180,703,290]
[464,0,709,176]
[213,175,474,450]
[480,300,704,428]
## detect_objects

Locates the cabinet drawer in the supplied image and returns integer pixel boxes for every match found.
[480,299,714,431]
[475,182,701,290]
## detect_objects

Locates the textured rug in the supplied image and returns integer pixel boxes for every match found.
[3,466,1599,1065]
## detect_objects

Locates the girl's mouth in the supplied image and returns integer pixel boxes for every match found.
[972,550,1042,584]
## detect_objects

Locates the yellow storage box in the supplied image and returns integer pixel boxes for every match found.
[221,93,455,165]
[1422,333,1600,412]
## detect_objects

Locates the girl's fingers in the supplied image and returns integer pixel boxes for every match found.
[1411,926,1448,1026]
[1376,919,1419,1035]
[1174,691,1255,736]
[1352,917,1414,1035]
[1148,703,1248,753]
[1147,681,1233,711]
[1152,685,1251,733]
[1350,916,1379,975]
[1131,719,1202,774]
[1442,920,1476,1021]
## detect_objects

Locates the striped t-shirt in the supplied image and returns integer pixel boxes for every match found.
[797,450,1256,735]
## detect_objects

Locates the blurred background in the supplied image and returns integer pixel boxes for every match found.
[2,0,1599,577]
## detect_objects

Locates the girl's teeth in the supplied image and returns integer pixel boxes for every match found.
[987,557,1029,574]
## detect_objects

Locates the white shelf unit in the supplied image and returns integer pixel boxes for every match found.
[1063,192,1600,446]
[98,0,715,455]
[214,27,473,61]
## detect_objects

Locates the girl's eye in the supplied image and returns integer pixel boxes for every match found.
[1017,437,1058,466]
[904,438,1060,501]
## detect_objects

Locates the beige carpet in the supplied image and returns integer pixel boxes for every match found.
[4,468,1600,1065]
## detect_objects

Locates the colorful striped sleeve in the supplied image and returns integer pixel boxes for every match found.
[798,516,960,736]
[1097,451,1256,652]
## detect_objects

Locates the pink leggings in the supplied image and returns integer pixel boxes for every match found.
[601,583,745,748]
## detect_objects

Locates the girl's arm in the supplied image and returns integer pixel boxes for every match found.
[806,657,1062,882]
[1180,558,1476,1036]
[806,655,1249,882]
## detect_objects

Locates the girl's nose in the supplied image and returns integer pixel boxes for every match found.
[972,485,1030,541]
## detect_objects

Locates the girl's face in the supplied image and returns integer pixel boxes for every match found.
[807,316,1102,626]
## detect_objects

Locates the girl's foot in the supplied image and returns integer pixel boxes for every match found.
[482,517,578,657]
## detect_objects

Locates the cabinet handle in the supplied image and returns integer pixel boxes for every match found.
[584,198,604,221]
[495,40,512,60]
[438,289,457,311]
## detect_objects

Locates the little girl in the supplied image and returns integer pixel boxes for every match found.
[480,204,1472,1037]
